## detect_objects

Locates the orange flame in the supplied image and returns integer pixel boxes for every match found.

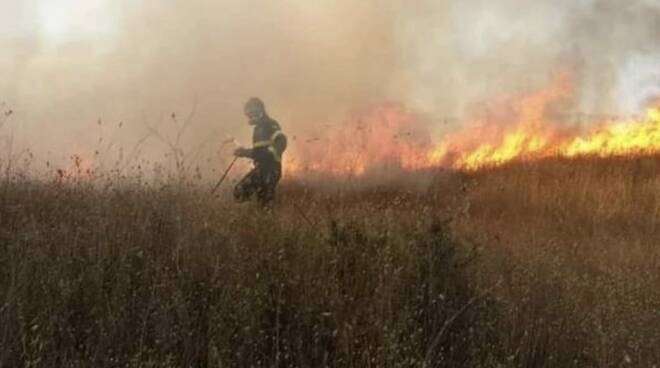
[285,103,434,177]
[431,71,573,170]
[284,72,660,177]
[562,108,660,158]
[431,71,660,170]
[56,148,96,181]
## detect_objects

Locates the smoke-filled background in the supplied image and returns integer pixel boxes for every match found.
[1,0,659,172]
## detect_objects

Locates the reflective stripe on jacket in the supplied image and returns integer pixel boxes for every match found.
[251,116,287,165]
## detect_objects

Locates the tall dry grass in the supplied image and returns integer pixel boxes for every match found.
[454,155,660,367]
[0,174,495,367]
[0,154,659,367]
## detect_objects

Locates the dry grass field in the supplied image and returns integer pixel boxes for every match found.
[453,156,660,367]
[1,155,659,367]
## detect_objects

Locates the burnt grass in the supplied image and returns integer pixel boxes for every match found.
[1,157,660,367]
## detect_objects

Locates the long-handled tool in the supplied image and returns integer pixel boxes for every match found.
[211,156,238,195]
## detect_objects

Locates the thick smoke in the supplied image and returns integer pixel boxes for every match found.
[400,0,660,118]
[1,0,659,173]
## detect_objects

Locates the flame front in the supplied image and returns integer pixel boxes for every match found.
[563,108,660,158]
[431,72,572,170]
[57,147,96,180]
[285,103,434,177]
[431,71,660,170]
[284,73,660,177]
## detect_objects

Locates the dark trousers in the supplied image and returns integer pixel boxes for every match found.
[233,164,282,206]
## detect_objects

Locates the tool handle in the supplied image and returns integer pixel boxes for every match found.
[211,156,239,195]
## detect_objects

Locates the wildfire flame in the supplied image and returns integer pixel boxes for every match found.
[285,72,660,177]
[430,71,573,170]
[56,148,96,181]
[562,108,660,158]
[285,103,434,177]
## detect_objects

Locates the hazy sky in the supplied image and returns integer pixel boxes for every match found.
[1,0,659,170]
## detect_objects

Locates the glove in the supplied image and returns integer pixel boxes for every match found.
[233,147,251,157]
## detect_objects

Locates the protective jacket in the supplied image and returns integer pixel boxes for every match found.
[233,115,287,206]
[248,115,287,168]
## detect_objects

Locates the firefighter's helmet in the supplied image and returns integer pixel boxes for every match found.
[244,97,266,123]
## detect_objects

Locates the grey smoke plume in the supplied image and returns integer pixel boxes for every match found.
[400,0,660,116]
[0,0,658,171]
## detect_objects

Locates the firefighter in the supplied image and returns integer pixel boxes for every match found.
[233,97,287,206]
